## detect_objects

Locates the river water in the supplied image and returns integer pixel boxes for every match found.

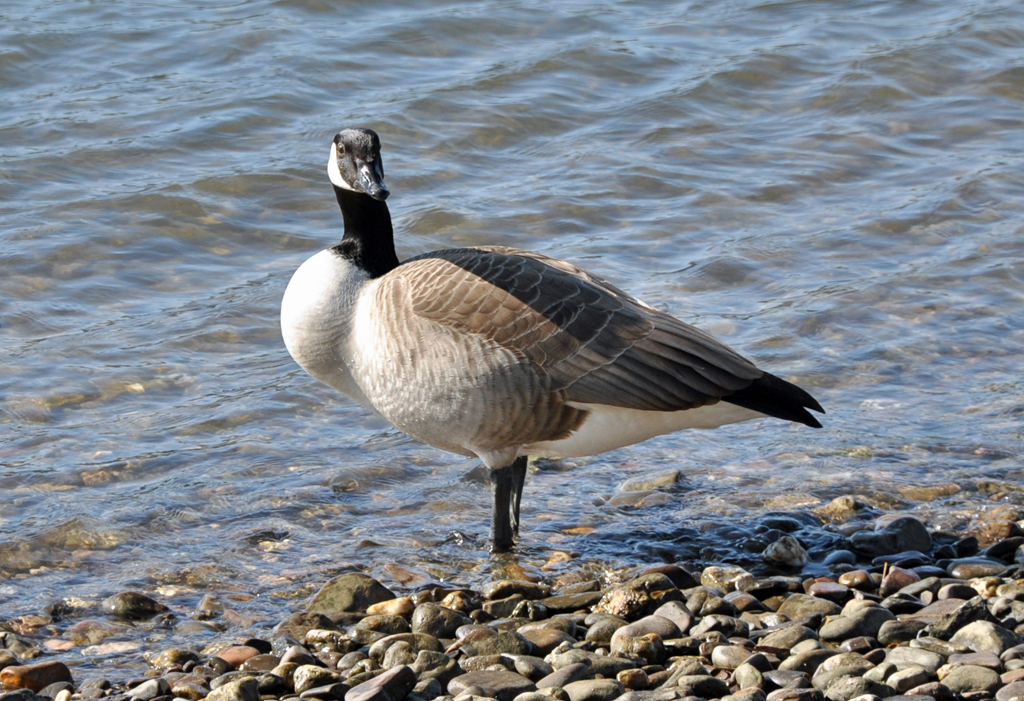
[1,0,1023,675]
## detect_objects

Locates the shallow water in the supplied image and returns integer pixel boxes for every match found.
[2,0,1023,675]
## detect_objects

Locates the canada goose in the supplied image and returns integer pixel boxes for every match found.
[281,128,824,552]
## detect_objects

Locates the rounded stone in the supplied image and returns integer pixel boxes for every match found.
[940,664,1001,694]
[367,597,416,617]
[358,614,413,636]
[611,614,681,644]
[412,604,471,638]
[777,594,842,618]
[482,580,552,601]
[950,621,1022,655]
[850,517,932,557]
[763,536,809,568]
[594,574,681,619]
[820,606,895,642]
[347,664,418,701]
[712,645,753,670]
[307,574,396,616]
[449,670,538,701]
[0,661,73,692]
[101,591,169,620]
[519,628,575,656]
[206,677,261,701]
[671,674,731,698]
[562,679,626,701]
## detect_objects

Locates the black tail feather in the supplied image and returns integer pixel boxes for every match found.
[724,372,824,428]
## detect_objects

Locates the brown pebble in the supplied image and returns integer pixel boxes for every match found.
[808,582,850,604]
[878,566,920,598]
[0,661,73,692]
[617,668,650,690]
[214,645,260,669]
[837,570,872,591]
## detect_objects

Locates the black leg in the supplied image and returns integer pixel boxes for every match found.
[490,466,515,553]
[510,456,528,535]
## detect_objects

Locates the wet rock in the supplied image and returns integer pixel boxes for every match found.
[172,680,212,701]
[618,469,681,492]
[206,677,261,701]
[347,664,418,701]
[838,571,875,592]
[412,604,471,639]
[38,682,74,700]
[947,559,1009,579]
[594,574,681,619]
[808,582,851,605]
[763,537,809,569]
[879,568,921,598]
[950,621,1022,655]
[0,691,39,701]
[766,689,825,701]
[483,581,552,601]
[851,518,932,557]
[485,594,526,618]
[65,619,130,646]
[308,574,397,616]
[671,674,730,698]
[940,664,1001,694]
[688,588,739,617]
[449,670,537,701]
[0,650,20,672]
[273,612,337,640]
[101,592,169,620]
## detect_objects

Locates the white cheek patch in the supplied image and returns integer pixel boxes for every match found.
[328,143,357,191]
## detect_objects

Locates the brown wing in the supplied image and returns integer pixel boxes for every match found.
[398,246,761,412]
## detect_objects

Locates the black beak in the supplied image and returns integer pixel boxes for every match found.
[355,160,389,201]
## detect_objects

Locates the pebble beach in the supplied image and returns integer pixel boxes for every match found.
[6,503,1024,701]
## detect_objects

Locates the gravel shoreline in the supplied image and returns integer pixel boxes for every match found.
[4,507,1024,701]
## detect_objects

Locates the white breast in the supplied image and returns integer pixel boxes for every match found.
[280,249,375,411]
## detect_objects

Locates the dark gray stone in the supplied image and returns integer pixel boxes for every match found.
[206,678,261,701]
[308,574,396,616]
[819,606,894,642]
[822,677,893,701]
[482,581,552,601]
[347,665,418,701]
[461,631,532,657]
[101,592,169,620]
[850,518,932,558]
[130,678,171,701]
[922,597,998,641]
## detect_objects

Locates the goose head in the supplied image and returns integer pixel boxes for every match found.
[328,128,389,201]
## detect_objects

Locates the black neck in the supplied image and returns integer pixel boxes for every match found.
[332,185,400,278]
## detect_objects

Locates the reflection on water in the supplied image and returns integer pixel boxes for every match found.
[1,0,1024,675]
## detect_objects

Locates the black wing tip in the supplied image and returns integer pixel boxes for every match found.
[724,371,825,428]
